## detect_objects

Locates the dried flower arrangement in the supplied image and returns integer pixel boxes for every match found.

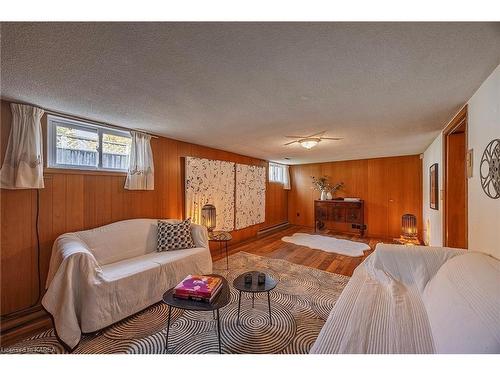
[329,181,344,195]
[311,176,330,192]
[311,176,344,198]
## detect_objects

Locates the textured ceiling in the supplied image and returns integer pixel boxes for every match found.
[1,22,499,164]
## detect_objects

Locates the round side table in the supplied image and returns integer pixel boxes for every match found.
[232,271,277,325]
[208,231,231,269]
[162,274,230,354]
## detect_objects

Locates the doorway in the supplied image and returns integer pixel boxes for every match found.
[443,105,468,249]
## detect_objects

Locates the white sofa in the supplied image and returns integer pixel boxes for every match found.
[310,244,500,354]
[42,219,212,349]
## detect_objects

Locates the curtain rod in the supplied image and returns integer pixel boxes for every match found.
[3,97,159,139]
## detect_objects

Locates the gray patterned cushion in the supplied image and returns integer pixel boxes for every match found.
[157,219,196,251]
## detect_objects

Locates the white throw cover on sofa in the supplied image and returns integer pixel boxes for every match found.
[423,252,500,353]
[310,244,463,354]
[42,219,212,349]
[310,243,500,354]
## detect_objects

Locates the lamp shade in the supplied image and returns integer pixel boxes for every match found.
[201,204,216,232]
[401,214,418,239]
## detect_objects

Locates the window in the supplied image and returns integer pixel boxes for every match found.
[269,162,285,183]
[47,115,132,171]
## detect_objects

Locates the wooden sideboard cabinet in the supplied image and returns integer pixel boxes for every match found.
[314,199,365,236]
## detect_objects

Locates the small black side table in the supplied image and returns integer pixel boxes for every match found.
[162,274,230,354]
[208,231,232,269]
[233,271,277,325]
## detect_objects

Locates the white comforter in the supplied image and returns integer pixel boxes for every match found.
[310,244,465,354]
[42,219,212,349]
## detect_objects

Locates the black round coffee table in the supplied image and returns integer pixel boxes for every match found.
[162,274,230,353]
[233,271,278,325]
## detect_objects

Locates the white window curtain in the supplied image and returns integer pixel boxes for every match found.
[0,103,45,189]
[124,131,154,190]
[283,164,291,190]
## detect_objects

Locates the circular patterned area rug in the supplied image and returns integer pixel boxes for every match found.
[3,252,349,354]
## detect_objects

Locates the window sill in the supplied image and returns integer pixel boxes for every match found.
[44,167,127,177]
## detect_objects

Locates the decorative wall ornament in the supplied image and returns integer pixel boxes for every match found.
[185,157,267,231]
[185,157,235,231]
[480,139,500,199]
[235,164,266,229]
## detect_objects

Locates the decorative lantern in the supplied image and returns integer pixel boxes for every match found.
[401,214,418,240]
[201,204,216,232]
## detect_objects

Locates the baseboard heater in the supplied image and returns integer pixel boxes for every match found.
[257,222,290,236]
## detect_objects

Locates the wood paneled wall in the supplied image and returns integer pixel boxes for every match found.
[0,100,288,317]
[264,181,289,229]
[288,155,423,239]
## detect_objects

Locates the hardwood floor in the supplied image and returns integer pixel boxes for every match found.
[213,225,387,277]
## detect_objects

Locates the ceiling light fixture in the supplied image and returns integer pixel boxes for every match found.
[299,138,320,149]
[284,131,342,149]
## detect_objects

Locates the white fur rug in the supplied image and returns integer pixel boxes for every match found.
[281,233,370,257]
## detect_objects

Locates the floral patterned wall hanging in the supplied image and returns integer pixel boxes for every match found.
[185,157,235,231]
[235,164,266,229]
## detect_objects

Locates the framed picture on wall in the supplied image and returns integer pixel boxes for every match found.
[430,163,439,210]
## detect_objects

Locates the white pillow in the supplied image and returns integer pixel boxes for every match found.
[423,252,500,353]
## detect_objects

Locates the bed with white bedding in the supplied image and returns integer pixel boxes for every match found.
[310,244,500,354]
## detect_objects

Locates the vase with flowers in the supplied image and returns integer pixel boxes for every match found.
[311,176,329,200]
[311,176,344,200]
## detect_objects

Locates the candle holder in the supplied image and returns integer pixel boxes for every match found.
[394,214,421,245]
[401,214,418,240]
[201,204,216,232]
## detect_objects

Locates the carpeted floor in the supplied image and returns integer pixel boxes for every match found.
[3,252,349,354]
